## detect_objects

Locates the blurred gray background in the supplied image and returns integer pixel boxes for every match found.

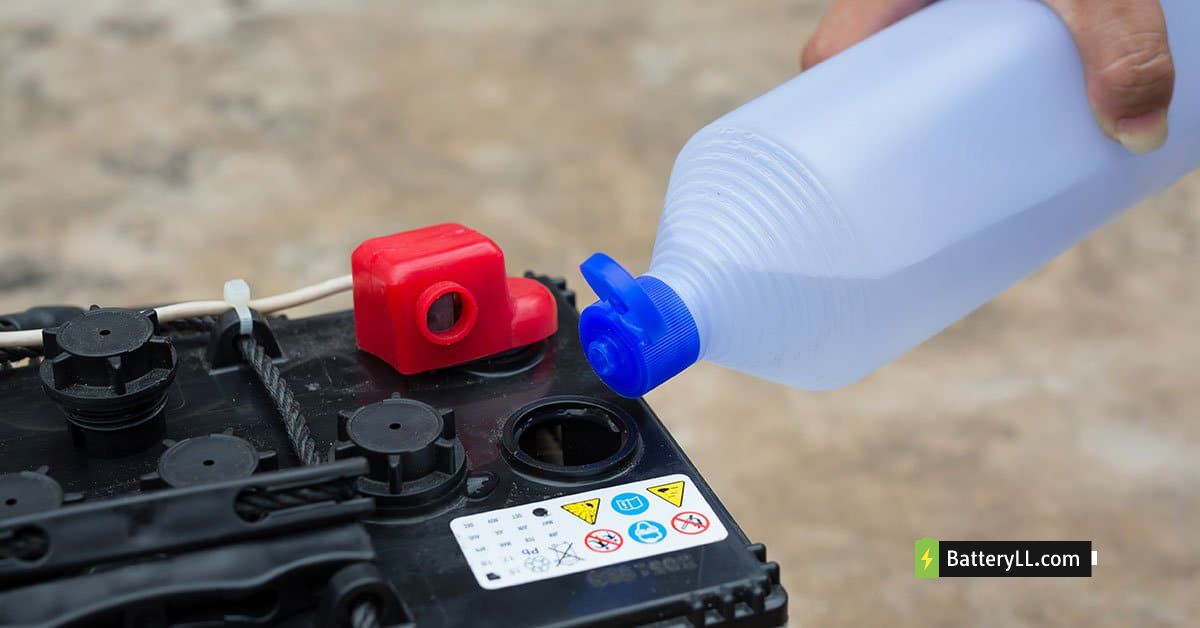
[2,2,1198,626]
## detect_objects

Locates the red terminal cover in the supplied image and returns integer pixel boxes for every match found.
[351,224,558,374]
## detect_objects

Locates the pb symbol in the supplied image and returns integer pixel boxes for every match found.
[914,538,939,579]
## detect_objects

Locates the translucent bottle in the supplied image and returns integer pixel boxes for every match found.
[579,0,1200,397]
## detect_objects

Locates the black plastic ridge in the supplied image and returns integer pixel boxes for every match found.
[0,457,372,587]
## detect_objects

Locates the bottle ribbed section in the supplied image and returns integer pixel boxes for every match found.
[647,126,866,389]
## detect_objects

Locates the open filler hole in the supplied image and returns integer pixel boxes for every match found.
[502,397,640,480]
[518,414,622,466]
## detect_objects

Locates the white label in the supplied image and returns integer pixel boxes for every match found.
[450,474,728,589]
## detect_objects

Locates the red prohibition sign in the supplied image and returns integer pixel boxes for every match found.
[671,511,710,535]
[585,529,624,553]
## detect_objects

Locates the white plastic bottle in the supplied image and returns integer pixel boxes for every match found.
[578,0,1200,398]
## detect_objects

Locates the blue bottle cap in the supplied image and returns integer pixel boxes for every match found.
[578,253,700,398]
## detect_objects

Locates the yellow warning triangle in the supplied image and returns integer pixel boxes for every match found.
[647,480,685,507]
[561,498,600,525]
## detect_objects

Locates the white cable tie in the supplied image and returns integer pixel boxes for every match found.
[224,279,253,336]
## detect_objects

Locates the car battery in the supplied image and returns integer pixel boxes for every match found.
[0,225,787,627]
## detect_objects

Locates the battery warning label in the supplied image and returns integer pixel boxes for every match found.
[647,480,685,507]
[449,474,728,589]
[584,529,623,552]
[561,498,600,524]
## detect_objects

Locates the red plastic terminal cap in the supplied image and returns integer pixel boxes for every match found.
[351,224,558,375]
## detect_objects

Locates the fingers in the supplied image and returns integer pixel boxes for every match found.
[802,0,1175,154]
[1044,0,1175,153]
[801,0,932,70]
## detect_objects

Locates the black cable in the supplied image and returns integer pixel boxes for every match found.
[350,599,381,628]
[0,346,41,364]
[236,336,322,466]
[157,315,217,334]
[237,332,382,628]
[233,478,357,521]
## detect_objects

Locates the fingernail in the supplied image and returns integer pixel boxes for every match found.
[1115,109,1169,155]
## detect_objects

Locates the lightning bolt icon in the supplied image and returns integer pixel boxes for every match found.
[920,547,933,571]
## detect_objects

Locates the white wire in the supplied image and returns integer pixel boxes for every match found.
[0,274,353,349]
[1,329,41,348]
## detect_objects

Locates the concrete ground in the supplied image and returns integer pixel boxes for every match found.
[2,2,1198,626]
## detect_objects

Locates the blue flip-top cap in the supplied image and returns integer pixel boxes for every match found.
[578,253,700,398]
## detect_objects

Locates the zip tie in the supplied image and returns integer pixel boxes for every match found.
[223,279,253,336]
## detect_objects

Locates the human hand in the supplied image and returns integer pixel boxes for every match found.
[801,0,1176,154]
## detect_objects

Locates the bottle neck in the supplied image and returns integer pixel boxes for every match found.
[643,269,708,361]
[578,254,701,397]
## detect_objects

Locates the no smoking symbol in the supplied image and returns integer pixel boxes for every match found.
[671,511,710,535]
[585,529,624,553]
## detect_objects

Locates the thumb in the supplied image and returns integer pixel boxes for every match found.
[1045,0,1175,154]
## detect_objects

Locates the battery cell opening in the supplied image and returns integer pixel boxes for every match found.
[502,397,640,480]
[517,413,623,466]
